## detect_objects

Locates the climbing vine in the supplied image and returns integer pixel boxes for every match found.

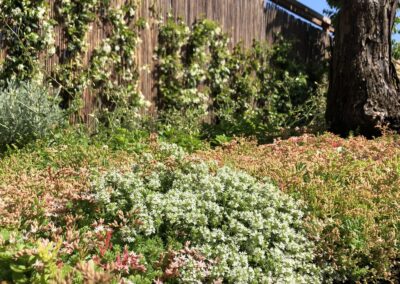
[155,18,326,140]
[156,17,227,130]
[0,0,147,128]
[57,0,99,56]
[0,1,324,135]
[88,2,148,128]
[0,0,55,84]
[52,0,100,110]
[52,0,148,127]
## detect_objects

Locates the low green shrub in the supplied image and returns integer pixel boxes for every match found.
[90,143,322,283]
[0,81,64,148]
[157,124,208,152]
[0,230,60,283]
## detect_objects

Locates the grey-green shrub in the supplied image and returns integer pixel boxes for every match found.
[0,81,64,147]
[92,143,322,283]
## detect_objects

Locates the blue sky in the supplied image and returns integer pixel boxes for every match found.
[298,0,400,40]
[298,0,330,15]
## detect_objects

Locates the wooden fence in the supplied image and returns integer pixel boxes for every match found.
[0,0,331,117]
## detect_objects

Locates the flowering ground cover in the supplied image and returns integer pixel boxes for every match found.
[0,130,399,283]
[195,133,400,282]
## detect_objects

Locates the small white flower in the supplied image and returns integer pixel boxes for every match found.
[102,43,112,54]
[94,225,105,233]
[12,7,22,16]
[37,7,46,19]
[128,7,135,17]
[48,46,56,55]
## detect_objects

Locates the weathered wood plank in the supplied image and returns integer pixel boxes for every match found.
[271,0,334,33]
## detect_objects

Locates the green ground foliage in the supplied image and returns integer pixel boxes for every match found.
[1,5,397,284]
[196,134,400,282]
[1,130,399,283]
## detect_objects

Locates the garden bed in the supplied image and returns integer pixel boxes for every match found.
[1,131,399,283]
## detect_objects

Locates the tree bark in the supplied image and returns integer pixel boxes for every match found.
[326,0,400,136]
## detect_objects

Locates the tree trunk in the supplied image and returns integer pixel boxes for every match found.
[326,0,400,136]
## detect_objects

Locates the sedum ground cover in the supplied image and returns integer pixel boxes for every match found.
[0,129,399,283]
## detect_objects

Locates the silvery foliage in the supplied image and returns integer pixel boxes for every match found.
[93,143,322,283]
[0,81,64,146]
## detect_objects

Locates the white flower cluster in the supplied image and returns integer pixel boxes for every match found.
[92,145,322,283]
